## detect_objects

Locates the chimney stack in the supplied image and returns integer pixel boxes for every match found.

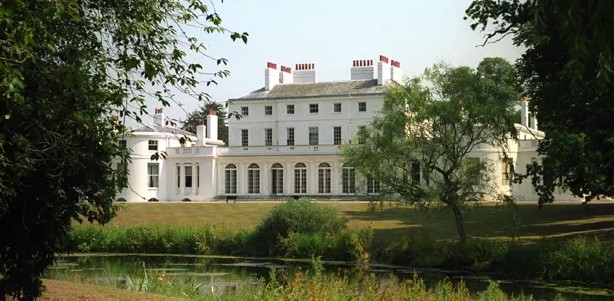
[264,62,279,90]
[350,59,375,80]
[377,55,391,85]
[207,109,218,141]
[279,65,293,84]
[196,119,206,146]
[390,59,403,82]
[293,63,317,83]
[153,108,165,126]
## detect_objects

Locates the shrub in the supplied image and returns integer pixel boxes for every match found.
[252,200,348,256]
[148,198,159,202]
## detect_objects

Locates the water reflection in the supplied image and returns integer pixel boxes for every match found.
[47,255,614,300]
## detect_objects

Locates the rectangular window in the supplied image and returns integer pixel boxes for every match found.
[147,163,159,188]
[176,165,180,188]
[411,162,421,183]
[117,162,128,188]
[184,165,192,188]
[225,168,237,194]
[271,168,284,194]
[287,128,294,146]
[333,103,341,113]
[342,167,356,193]
[367,177,380,194]
[265,105,273,116]
[318,166,331,193]
[502,158,513,185]
[287,104,295,114]
[309,127,319,145]
[309,103,318,113]
[357,126,366,144]
[248,169,260,194]
[196,164,200,188]
[119,139,127,148]
[241,129,248,146]
[241,106,249,116]
[294,168,307,193]
[358,102,367,112]
[265,128,273,146]
[148,140,158,151]
[333,127,342,145]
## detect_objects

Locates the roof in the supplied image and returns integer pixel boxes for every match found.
[132,124,195,137]
[236,79,386,100]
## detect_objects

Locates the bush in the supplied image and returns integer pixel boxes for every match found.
[252,200,348,256]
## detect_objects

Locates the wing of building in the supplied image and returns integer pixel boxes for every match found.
[116,56,578,202]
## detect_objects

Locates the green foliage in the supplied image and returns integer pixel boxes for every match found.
[252,200,348,256]
[386,234,614,285]
[181,100,230,143]
[0,0,247,298]
[466,0,614,204]
[342,58,520,243]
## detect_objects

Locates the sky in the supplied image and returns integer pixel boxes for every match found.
[153,0,524,123]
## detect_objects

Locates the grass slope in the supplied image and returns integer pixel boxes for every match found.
[102,201,614,246]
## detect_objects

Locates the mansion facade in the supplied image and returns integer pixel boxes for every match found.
[117,55,576,202]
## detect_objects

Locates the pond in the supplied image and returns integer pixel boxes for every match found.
[46,254,614,300]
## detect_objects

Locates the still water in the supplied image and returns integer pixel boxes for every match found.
[47,254,614,300]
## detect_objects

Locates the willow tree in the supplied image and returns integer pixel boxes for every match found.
[342,58,519,243]
[0,0,246,299]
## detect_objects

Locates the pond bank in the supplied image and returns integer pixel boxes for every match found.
[47,254,614,301]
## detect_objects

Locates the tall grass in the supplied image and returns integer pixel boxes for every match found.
[54,261,553,301]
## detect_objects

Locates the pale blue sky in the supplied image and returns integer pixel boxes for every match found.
[157,0,523,122]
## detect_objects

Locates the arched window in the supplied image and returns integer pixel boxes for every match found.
[248,163,260,194]
[271,163,284,194]
[294,162,307,193]
[318,162,331,193]
[225,164,237,194]
[342,164,356,194]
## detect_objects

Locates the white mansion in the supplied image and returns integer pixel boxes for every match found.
[117,55,576,202]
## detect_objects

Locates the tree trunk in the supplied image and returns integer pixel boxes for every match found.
[449,200,467,244]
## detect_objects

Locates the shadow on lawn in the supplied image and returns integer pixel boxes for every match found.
[342,202,614,244]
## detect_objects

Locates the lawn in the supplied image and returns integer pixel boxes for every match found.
[98,200,614,246]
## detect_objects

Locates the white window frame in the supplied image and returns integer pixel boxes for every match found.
[333,126,342,145]
[147,163,159,188]
[309,127,318,145]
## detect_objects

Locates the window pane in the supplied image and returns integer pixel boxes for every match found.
[184,165,192,188]
[265,128,273,146]
[334,103,341,113]
[333,127,342,145]
[309,127,318,145]
[148,140,158,151]
[358,102,366,112]
[287,128,294,146]
[241,129,249,146]
[148,163,159,188]
[309,104,318,113]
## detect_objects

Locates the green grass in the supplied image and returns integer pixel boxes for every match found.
[102,201,614,246]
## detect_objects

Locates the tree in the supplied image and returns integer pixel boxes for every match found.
[0,0,246,299]
[466,0,614,205]
[342,58,519,243]
[182,100,230,143]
